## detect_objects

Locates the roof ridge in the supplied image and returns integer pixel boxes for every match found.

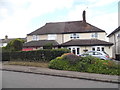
[47,20,83,24]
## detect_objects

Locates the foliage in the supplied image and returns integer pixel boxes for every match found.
[49,54,120,75]
[61,53,81,65]
[3,39,25,51]
[43,43,53,49]
[2,49,70,62]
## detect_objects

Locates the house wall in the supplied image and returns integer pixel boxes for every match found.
[64,32,106,43]
[109,30,120,58]
[27,32,106,43]
[27,35,48,42]
[66,46,112,58]
[27,35,33,42]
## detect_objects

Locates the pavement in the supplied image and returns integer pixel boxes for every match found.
[0,62,119,84]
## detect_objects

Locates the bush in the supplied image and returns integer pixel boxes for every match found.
[61,53,81,65]
[49,58,69,70]
[49,54,120,75]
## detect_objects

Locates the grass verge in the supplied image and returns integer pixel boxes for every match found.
[4,61,49,68]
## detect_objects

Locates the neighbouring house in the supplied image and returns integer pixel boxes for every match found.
[107,26,120,59]
[23,11,113,57]
[0,35,27,47]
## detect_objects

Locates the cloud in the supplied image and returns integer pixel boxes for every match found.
[0,0,74,38]
[0,0,118,39]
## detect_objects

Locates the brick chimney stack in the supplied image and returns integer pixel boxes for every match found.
[5,35,8,40]
[82,10,86,23]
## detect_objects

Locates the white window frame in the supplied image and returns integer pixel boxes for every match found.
[92,46,105,52]
[70,33,79,39]
[91,33,98,38]
[67,46,80,55]
[32,35,39,41]
[48,34,57,40]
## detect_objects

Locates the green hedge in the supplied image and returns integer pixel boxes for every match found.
[49,54,120,75]
[2,49,70,62]
[2,52,10,61]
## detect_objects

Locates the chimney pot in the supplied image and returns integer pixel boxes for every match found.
[5,35,8,40]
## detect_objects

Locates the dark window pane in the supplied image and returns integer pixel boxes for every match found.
[92,48,95,51]
[102,47,104,51]
[77,48,80,54]
[97,47,100,51]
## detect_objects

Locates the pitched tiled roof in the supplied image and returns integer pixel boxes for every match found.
[1,38,27,43]
[60,39,113,46]
[23,40,59,47]
[107,26,120,37]
[27,21,105,35]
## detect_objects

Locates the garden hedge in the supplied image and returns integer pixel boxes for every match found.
[2,49,70,62]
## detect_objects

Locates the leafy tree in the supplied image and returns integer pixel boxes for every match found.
[3,39,25,51]
[43,43,53,49]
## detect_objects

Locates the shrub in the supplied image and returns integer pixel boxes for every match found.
[80,55,100,64]
[49,58,69,70]
[61,53,81,65]
[49,54,120,75]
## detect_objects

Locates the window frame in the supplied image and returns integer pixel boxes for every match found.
[70,33,79,39]
[91,33,98,38]
[48,34,57,40]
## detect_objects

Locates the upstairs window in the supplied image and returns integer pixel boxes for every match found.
[32,35,39,41]
[91,33,98,38]
[117,33,120,38]
[48,34,57,40]
[70,33,79,39]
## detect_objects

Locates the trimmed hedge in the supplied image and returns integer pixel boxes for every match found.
[2,52,10,61]
[2,49,70,62]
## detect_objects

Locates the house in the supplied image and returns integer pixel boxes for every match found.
[0,35,27,47]
[23,11,113,57]
[107,26,120,59]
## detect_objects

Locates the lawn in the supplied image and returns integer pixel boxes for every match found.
[4,61,49,68]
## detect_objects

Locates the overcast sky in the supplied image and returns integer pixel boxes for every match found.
[0,0,119,39]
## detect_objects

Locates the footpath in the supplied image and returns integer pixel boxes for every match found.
[0,63,119,84]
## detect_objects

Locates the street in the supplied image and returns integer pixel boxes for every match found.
[2,70,119,88]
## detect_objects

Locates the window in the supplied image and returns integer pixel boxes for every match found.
[72,48,76,54]
[102,47,104,51]
[77,48,80,54]
[70,33,79,39]
[117,34,120,38]
[48,34,57,40]
[92,48,95,51]
[91,33,98,38]
[32,35,39,41]
[97,47,100,51]
[68,48,71,50]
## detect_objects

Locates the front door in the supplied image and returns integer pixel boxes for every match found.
[68,47,80,55]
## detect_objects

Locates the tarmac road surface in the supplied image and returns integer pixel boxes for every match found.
[2,70,119,88]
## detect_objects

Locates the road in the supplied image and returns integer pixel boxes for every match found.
[2,70,119,88]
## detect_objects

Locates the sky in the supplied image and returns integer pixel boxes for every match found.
[0,0,119,39]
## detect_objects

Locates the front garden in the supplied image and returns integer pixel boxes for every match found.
[49,53,120,75]
[2,49,120,76]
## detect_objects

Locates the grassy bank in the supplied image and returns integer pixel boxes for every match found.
[5,61,49,68]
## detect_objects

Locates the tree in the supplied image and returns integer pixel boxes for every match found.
[43,43,53,49]
[3,39,25,51]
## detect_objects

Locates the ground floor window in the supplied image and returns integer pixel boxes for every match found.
[92,46,105,52]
